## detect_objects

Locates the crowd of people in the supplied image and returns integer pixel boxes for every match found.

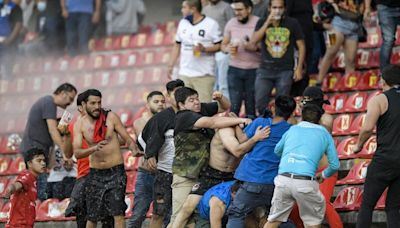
[0,0,146,79]
[6,63,400,228]
[2,0,400,227]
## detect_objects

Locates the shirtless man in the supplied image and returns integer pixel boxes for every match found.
[128,91,166,228]
[173,121,270,228]
[73,89,137,228]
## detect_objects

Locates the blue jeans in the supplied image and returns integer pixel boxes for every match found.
[377,4,400,70]
[128,168,155,228]
[44,15,65,53]
[255,68,294,115]
[215,52,230,99]
[37,173,49,201]
[65,12,92,56]
[227,66,256,118]
[227,182,295,228]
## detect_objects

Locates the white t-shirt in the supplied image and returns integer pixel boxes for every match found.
[157,129,175,173]
[176,16,222,77]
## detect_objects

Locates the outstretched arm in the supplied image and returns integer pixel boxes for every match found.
[194,116,251,130]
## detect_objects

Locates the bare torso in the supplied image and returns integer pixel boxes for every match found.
[209,130,241,173]
[81,115,124,169]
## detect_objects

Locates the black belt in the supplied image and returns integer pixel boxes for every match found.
[281,173,316,181]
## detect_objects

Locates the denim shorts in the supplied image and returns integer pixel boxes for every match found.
[331,16,359,40]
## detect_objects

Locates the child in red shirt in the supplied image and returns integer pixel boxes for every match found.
[5,148,46,228]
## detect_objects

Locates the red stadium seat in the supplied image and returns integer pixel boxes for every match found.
[117,109,133,127]
[120,35,132,49]
[375,189,387,210]
[56,58,70,73]
[125,194,134,218]
[333,186,363,211]
[356,50,375,69]
[88,54,105,70]
[336,160,370,185]
[0,157,12,175]
[42,58,54,73]
[333,52,345,69]
[120,51,142,67]
[104,54,122,69]
[124,151,140,171]
[0,201,10,222]
[154,48,171,65]
[7,156,25,175]
[143,51,156,65]
[163,31,176,46]
[336,137,358,160]
[324,94,348,114]
[58,198,74,221]
[357,135,377,159]
[322,72,343,92]
[396,28,400,46]
[343,92,368,113]
[70,55,88,71]
[92,71,112,88]
[101,37,114,51]
[0,177,9,197]
[354,70,380,90]
[332,114,354,136]
[341,71,361,91]
[36,198,65,221]
[80,73,94,89]
[126,171,138,193]
[348,113,367,135]
[130,33,148,49]
[1,134,21,154]
[359,27,382,49]
[108,70,131,87]
[147,30,165,47]
[391,48,400,65]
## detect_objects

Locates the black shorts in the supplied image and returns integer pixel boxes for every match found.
[65,175,88,217]
[153,169,173,216]
[190,165,234,195]
[86,164,127,221]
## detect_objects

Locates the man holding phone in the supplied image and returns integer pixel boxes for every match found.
[221,0,261,119]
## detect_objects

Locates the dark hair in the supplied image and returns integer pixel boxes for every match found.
[83,89,102,102]
[302,104,324,124]
[186,0,202,13]
[76,91,87,107]
[53,83,77,95]
[232,0,253,8]
[382,64,400,87]
[166,79,185,93]
[175,87,198,109]
[268,0,286,7]
[147,91,164,101]
[275,95,296,120]
[24,148,45,169]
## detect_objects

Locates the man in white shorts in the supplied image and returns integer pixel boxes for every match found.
[264,104,340,228]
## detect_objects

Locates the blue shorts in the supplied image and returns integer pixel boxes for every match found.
[331,16,359,41]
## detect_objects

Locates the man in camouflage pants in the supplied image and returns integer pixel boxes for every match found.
[168,87,251,226]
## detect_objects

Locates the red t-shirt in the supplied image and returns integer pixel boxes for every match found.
[6,170,37,228]
[69,123,90,179]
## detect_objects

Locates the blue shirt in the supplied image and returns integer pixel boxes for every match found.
[66,0,94,14]
[197,181,235,220]
[275,121,340,178]
[234,118,292,184]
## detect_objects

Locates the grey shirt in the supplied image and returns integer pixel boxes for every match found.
[252,0,269,19]
[106,0,146,35]
[21,95,57,155]
[202,0,233,32]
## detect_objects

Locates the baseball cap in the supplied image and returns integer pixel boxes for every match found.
[302,87,331,105]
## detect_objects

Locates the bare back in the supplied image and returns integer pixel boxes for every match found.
[80,114,124,169]
[133,115,153,170]
[209,129,241,173]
